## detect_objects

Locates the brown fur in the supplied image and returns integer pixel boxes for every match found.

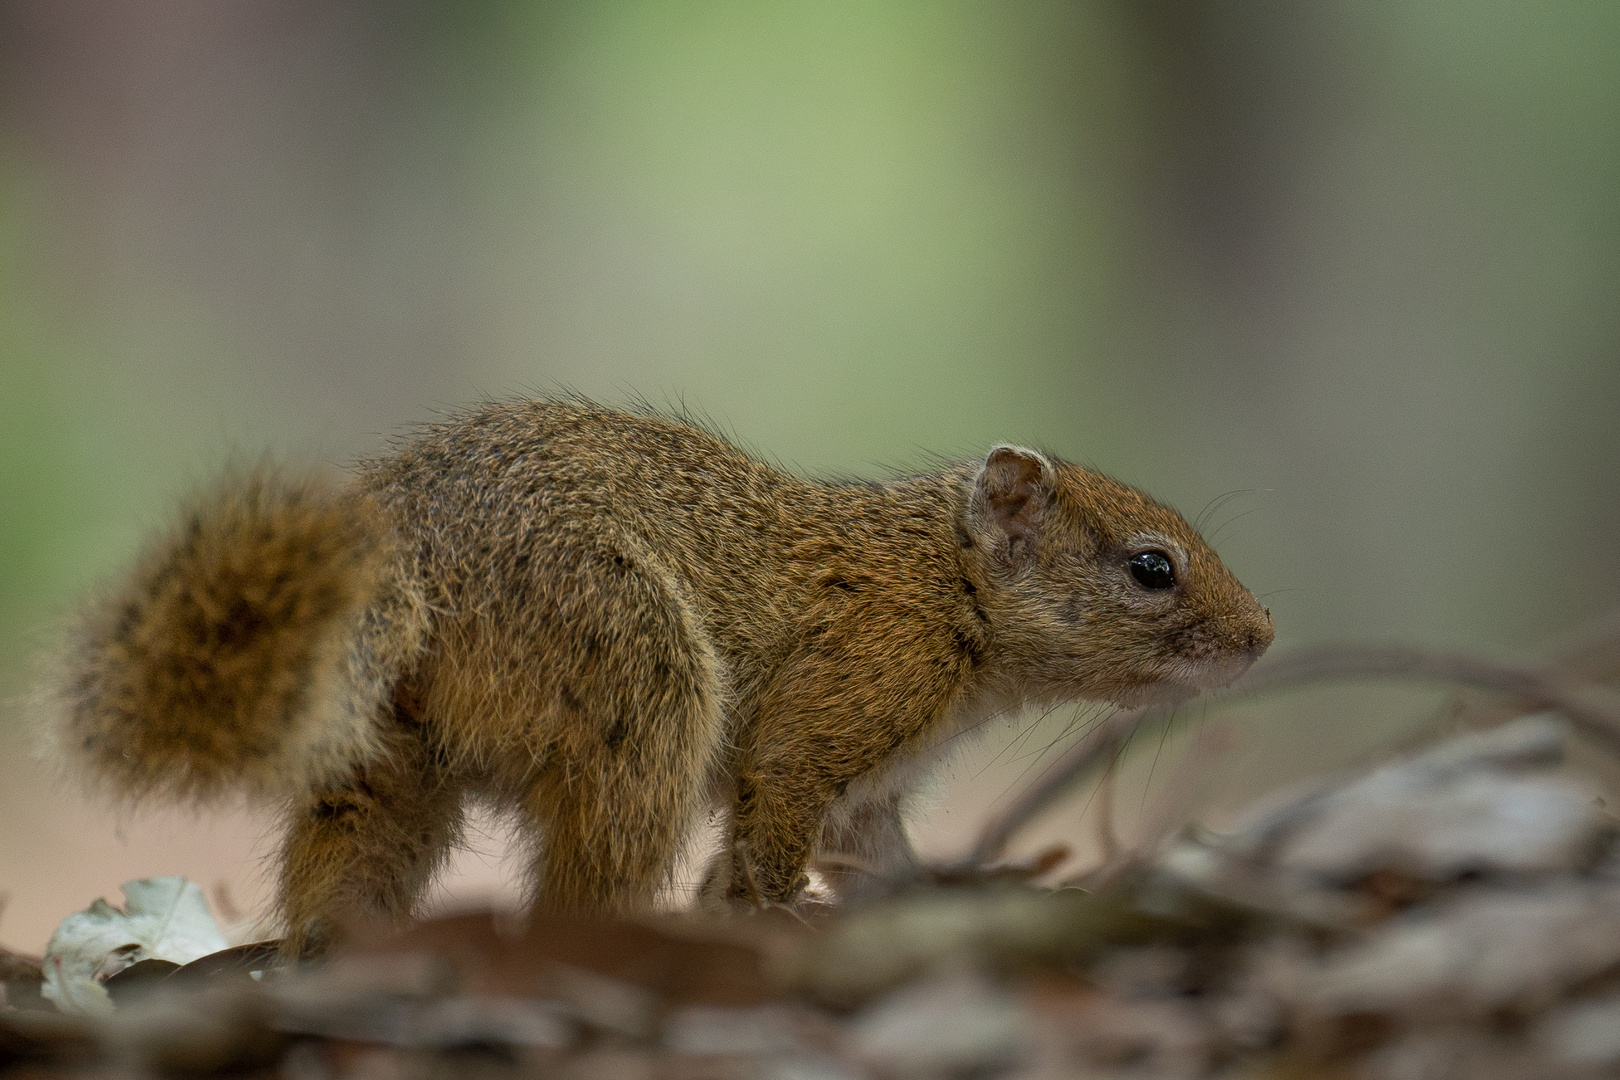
[41,400,1274,952]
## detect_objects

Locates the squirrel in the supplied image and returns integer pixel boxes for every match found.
[41,399,1274,953]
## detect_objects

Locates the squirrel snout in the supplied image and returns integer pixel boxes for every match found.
[1225,615,1275,670]
[1177,608,1274,692]
[1239,616,1276,658]
[1214,590,1276,656]
[1226,619,1274,682]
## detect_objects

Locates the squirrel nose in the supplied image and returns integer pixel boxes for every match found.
[1242,618,1276,656]
[1218,608,1275,659]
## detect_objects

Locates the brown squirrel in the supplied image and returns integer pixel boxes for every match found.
[42,399,1273,953]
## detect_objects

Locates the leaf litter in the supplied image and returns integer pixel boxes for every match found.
[4,611,1620,1079]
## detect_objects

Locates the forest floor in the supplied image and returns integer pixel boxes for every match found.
[4,613,1620,1080]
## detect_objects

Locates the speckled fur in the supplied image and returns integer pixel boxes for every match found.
[43,400,1273,953]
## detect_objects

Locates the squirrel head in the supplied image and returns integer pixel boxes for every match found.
[964,446,1274,706]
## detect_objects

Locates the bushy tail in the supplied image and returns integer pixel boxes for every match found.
[41,467,429,803]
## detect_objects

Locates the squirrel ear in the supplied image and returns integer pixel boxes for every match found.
[971,445,1054,565]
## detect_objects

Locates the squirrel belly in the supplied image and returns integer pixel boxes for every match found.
[43,468,430,805]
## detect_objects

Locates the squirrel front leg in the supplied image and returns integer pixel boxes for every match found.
[725,765,838,903]
[724,621,965,905]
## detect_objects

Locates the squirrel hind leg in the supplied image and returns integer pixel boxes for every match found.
[514,561,725,917]
[277,712,464,956]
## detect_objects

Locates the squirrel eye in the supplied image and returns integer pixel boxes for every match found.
[1127,550,1176,590]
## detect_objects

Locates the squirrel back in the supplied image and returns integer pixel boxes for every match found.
[43,468,430,803]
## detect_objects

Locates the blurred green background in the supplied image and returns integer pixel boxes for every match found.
[1,0,1617,949]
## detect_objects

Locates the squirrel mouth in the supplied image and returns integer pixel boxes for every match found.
[1111,681,1204,707]
[1112,651,1265,707]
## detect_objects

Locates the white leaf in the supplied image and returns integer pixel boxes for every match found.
[41,877,229,1016]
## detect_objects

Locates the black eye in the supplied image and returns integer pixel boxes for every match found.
[1127,550,1176,590]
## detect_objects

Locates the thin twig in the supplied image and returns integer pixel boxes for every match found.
[965,642,1620,868]
[735,844,764,908]
[812,852,885,877]
[1093,737,1122,866]
[1425,605,1620,737]
[967,708,1147,867]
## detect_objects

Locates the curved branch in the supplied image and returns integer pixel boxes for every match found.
[966,643,1620,867]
